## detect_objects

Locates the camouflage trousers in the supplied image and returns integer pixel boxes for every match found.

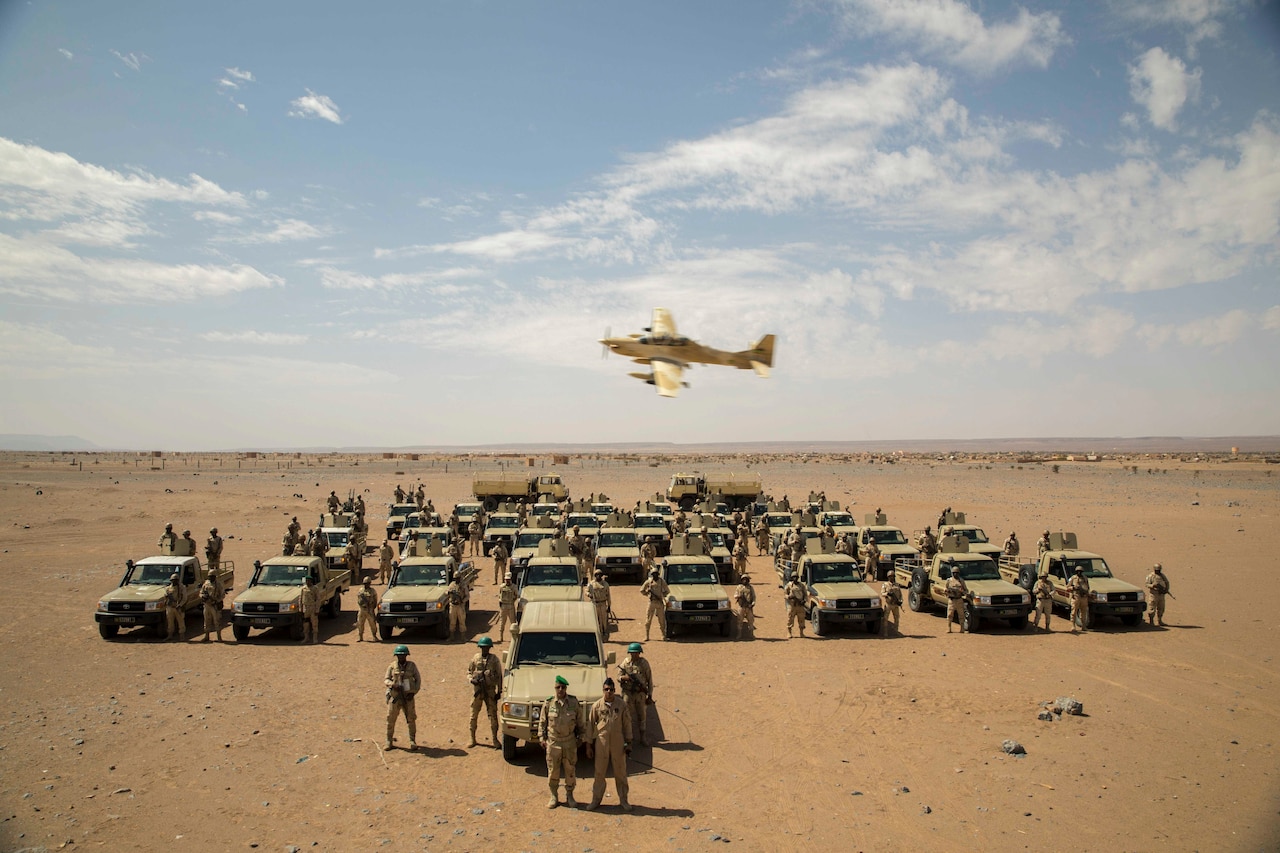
[946,599,965,631]
[203,603,222,636]
[1033,599,1053,630]
[166,607,185,639]
[1148,593,1166,624]
[625,690,648,740]
[593,601,609,635]
[882,603,900,637]
[1070,596,1089,631]
[493,559,507,585]
[302,610,320,643]
[449,605,467,636]
[736,606,755,639]
[546,738,578,794]
[357,608,377,640]
[470,693,499,740]
[644,599,666,640]
[786,603,806,636]
[386,695,416,743]
[496,605,517,641]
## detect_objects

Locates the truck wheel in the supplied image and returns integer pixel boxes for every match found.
[232,623,250,642]
[326,593,341,618]
[1018,568,1035,591]
[663,621,674,640]
[483,497,498,512]
[98,623,120,640]
[719,618,731,638]
[907,587,926,613]
[1121,613,1141,627]
[810,607,825,637]
[1009,615,1028,630]
[378,623,393,641]
[153,620,169,639]
[679,497,694,511]
[961,607,977,633]
[435,616,450,640]
[866,619,880,635]
[502,734,518,761]
[289,620,305,641]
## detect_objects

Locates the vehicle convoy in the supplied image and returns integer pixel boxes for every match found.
[896,536,1033,632]
[594,511,642,581]
[517,539,583,618]
[317,512,356,574]
[95,539,235,639]
[377,541,478,640]
[936,511,1002,562]
[775,538,883,636]
[854,512,920,581]
[694,513,735,583]
[498,600,615,761]
[997,532,1147,627]
[510,516,559,582]
[635,504,673,557]
[660,536,732,638]
[666,471,763,511]
[482,503,522,556]
[231,554,350,641]
[472,472,569,510]
[385,502,418,541]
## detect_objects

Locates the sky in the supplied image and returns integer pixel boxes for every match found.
[1,0,1278,450]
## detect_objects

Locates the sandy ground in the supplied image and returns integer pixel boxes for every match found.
[0,451,1277,852]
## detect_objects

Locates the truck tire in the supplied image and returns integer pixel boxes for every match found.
[502,733,518,761]
[663,621,675,640]
[908,571,929,612]
[98,622,120,640]
[1009,615,1028,630]
[483,497,498,512]
[232,623,250,642]
[325,593,341,618]
[1018,568,1036,591]
[866,619,881,635]
[378,623,393,641]
[719,618,731,638]
[288,620,305,641]
[810,607,825,637]
[961,606,977,633]
[1121,613,1141,627]
[435,615,450,639]
[153,620,169,639]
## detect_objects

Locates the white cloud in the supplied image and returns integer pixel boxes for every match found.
[58,48,73,61]
[200,330,308,345]
[242,218,324,243]
[318,265,484,290]
[110,50,146,72]
[1128,47,1201,130]
[1263,306,1280,331]
[288,89,344,124]
[827,0,1068,74]
[1111,0,1245,45]
[1139,308,1256,348]
[192,210,243,225]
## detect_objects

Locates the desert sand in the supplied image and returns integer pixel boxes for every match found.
[1,451,1277,852]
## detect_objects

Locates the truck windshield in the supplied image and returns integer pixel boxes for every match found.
[325,531,350,547]
[538,476,562,486]
[591,505,613,515]
[598,532,637,548]
[809,562,860,584]
[390,505,416,517]
[257,564,310,585]
[523,564,580,586]
[636,517,667,530]
[393,564,447,586]
[567,515,598,529]
[705,533,727,548]
[532,505,558,516]
[1062,558,1112,578]
[514,632,601,666]
[766,514,792,527]
[951,527,989,543]
[949,560,1000,581]
[823,514,854,526]
[869,529,908,545]
[516,532,554,548]
[128,563,184,584]
[456,505,481,516]
[487,516,520,529]
[665,563,718,584]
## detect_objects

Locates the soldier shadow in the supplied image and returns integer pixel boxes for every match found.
[413,745,468,759]
[1159,624,1202,630]
[621,804,696,818]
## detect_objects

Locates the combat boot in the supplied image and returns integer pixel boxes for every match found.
[468,726,478,748]
[584,799,599,811]
[384,735,394,751]
[491,726,500,748]
[565,788,577,808]
[408,725,418,751]
[547,784,559,809]
[620,799,632,812]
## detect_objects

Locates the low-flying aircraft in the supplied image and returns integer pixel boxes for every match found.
[599,307,775,397]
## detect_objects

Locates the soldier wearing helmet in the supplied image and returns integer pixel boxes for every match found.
[1037,529,1052,559]
[639,567,668,642]
[1145,563,1170,626]
[205,528,223,572]
[734,572,756,639]
[158,523,177,553]
[618,642,654,744]
[384,645,421,751]
[163,571,185,640]
[496,572,518,643]
[1067,564,1091,632]
[356,576,378,642]
[784,570,807,638]
[467,637,503,748]
[586,570,611,635]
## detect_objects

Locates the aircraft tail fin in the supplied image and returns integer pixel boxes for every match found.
[745,334,775,377]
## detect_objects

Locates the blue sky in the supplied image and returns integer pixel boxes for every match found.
[1,0,1278,450]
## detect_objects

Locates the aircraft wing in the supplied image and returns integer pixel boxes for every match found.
[651,359,683,398]
[651,307,677,337]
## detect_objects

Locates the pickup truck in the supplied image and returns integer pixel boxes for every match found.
[853,512,920,582]
[378,542,478,640]
[660,536,732,638]
[594,511,642,581]
[936,511,1003,563]
[385,502,419,541]
[231,555,349,641]
[510,516,559,583]
[815,503,858,540]
[997,532,1146,627]
[317,512,356,574]
[635,508,672,558]
[518,538,584,618]
[482,504,522,556]
[776,539,883,636]
[95,539,234,639]
[896,536,1032,632]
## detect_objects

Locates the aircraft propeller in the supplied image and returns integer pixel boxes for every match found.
[601,327,611,360]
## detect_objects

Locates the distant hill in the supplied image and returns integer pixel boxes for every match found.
[0,434,101,451]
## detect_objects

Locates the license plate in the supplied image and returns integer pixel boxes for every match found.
[118,617,136,624]
[998,609,1020,617]
[1114,606,1136,613]
[837,612,866,620]
[252,618,272,625]
[398,617,421,624]
[689,615,712,622]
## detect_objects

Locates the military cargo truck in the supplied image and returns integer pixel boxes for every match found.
[997,532,1146,627]
[231,554,349,641]
[499,600,614,761]
[377,542,477,640]
[897,537,1032,632]
[666,472,762,511]
[95,539,234,639]
[775,538,883,636]
[472,472,569,510]
[660,536,732,638]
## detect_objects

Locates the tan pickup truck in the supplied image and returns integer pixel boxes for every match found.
[997,532,1147,627]
[95,539,234,639]
[897,536,1033,632]
[231,555,349,642]
[775,538,883,636]
[378,540,478,640]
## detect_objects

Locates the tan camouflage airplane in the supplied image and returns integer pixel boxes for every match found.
[599,308,776,397]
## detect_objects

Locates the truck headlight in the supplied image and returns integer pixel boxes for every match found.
[145,601,160,611]
[869,597,881,608]
[281,598,299,612]
[98,600,110,612]
[1021,593,1031,604]
[976,595,992,605]
[666,597,679,610]
[717,599,729,610]
[502,702,529,719]
[1093,592,1107,603]
[234,601,244,613]
[432,601,445,611]
[378,602,390,614]
[1136,591,1146,602]
[818,598,837,609]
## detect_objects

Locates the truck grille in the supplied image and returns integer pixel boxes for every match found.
[241,602,280,614]
[107,601,145,613]
[604,556,633,565]
[1108,591,1139,603]
[685,599,715,611]
[389,601,428,613]
[992,594,1023,606]
[836,598,871,609]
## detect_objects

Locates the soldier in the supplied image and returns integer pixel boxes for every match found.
[496,572,518,643]
[356,577,378,642]
[158,523,177,552]
[586,570,610,635]
[310,529,327,559]
[354,494,366,516]
[163,573,185,640]
[416,485,426,509]
[784,572,807,638]
[734,573,756,639]
[917,526,937,561]
[863,538,881,582]
[640,540,656,574]
[1145,563,1170,626]
[446,571,468,641]
[618,643,654,745]
[352,512,369,554]
[292,537,310,557]
[180,529,197,555]
[344,541,361,583]
[834,532,852,557]
[199,568,225,643]
[1032,572,1054,631]
[394,484,406,504]
[1003,531,1020,558]
[585,677,632,812]
[491,540,509,586]
[639,567,669,641]
[285,516,302,553]
[468,519,482,556]
[1037,529,1052,559]
[447,539,464,568]
[881,580,902,637]
[539,675,582,809]
[384,644,421,751]
[378,540,394,585]
[945,567,968,633]
[1067,565,1091,632]
[300,576,321,643]
[467,636,503,748]
[732,538,749,580]
[205,527,223,572]
[327,490,341,513]
[755,517,770,555]
[776,541,792,565]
